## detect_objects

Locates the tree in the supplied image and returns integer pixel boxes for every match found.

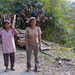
[41,0,75,47]
[0,0,75,47]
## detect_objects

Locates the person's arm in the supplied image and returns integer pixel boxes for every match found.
[25,35,28,51]
[12,27,18,35]
[38,34,41,51]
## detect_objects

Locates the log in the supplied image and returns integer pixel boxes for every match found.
[41,47,52,50]
[20,1,28,10]
[41,39,54,46]
[4,14,7,21]
[17,35,25,38]
[19,38,25,41]
[17,40,25,45]
[17,29,25,34]
[12,15,16,28]
[40,50,54,57]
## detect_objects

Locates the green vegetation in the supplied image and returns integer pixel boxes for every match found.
[41,0,75,47]
[0,0,75,47]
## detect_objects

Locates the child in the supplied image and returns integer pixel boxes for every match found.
[25,17,42,72]
[0,20,18,72]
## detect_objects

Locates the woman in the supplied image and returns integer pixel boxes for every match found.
[25,17,42,72]
[0,20,18,72]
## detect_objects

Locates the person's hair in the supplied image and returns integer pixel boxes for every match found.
[29,18,36,27]
[3,21,10,29]
[31,12,36,17]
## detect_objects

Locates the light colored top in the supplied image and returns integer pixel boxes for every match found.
[0,28,16,53]
[25,26,42,45]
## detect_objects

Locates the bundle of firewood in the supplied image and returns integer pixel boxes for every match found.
[20,1,47,27]
[15,29,25,46]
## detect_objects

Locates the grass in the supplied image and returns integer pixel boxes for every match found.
[39,46,75,65]
[40,52,55,62]
[44,47,75,59]
[74,56,75,60]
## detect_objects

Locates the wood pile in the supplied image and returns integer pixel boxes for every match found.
[15,29,25,46]
[19,1,47,27]
[15,29,53,50]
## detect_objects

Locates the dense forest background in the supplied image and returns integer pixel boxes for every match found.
[0,0,75,47]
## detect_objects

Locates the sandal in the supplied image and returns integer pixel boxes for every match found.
[11,68,15,71]
[26,68,30,72]
[35,68,39,72]
[5,68,9,72]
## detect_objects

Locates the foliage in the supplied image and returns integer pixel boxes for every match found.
[0,0,43,14]
[41,0,75,47]
[0,0,75,47]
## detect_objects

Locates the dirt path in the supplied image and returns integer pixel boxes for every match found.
[0,44,75,75]
[0,44,35,75]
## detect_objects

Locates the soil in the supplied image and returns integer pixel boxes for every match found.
[0,41,75,75]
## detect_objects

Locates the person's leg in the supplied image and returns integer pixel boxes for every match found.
[27,44,32,72]
[10,52,15,71]
[3,53,9,72]
[33,44,39,71]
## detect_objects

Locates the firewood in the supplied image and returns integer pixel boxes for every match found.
[17,35,25,38]
[30,6,37,13]
[19,38,25,41]
[17,29,25,34]
[41,39,54,46]
[19,1,46,26]
[20,17,26,24]
[20,1,28,10]
[20,10,27,18]
[12,15,16,28]
[17,40,25,45]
